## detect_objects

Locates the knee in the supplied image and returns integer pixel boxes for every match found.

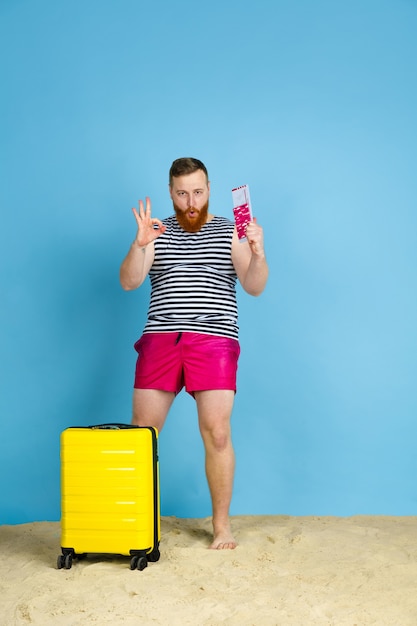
[202,427,231,453]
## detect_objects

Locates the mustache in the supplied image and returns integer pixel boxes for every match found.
[173,201,209,213]
[174,205,199,213]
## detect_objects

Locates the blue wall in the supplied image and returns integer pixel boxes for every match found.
[1,0,416,524]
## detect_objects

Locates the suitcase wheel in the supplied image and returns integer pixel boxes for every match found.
[57,553,73,570]
[130,555,148,571]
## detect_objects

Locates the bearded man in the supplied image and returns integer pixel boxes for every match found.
[120,157,268,549]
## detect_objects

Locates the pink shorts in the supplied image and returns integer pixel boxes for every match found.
[134,332,240,395]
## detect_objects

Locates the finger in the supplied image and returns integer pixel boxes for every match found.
[152,224,167,237]
[151,218,165,230]
[246,224,257,237]
[145,196,152,217]
[138,199,146,219]
[247,222,262,239]
[132,206,141,224]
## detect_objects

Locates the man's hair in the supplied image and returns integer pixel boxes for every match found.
[169,157,208,187]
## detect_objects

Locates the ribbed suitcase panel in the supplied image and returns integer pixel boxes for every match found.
[60,427,159,556]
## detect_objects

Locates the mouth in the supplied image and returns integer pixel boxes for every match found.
[173,200,208,233]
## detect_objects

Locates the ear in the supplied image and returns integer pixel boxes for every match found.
[168,183,173,200]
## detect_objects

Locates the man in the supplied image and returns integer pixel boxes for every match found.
[120,157,268,550]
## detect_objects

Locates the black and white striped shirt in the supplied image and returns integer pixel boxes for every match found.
[143,215,239,339]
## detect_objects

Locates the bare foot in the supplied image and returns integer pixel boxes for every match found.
[209,526,238,550]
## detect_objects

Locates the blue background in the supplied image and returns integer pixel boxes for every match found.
[1,0,416,524]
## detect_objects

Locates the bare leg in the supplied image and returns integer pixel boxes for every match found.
[132,388,175,431]
[195,389,237,550]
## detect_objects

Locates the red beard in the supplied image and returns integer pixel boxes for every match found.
[173,201,209,233]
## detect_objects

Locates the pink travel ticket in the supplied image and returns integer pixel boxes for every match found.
[232,184,253,240]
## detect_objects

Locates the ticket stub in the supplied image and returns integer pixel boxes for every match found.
[232,184,253,240]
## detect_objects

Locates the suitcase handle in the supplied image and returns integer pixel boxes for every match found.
[89,423,137,430]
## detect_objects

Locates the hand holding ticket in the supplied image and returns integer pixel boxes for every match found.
[232,184,253,241]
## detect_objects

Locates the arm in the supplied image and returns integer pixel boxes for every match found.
[119,197,166,291]
[231,219,268,296]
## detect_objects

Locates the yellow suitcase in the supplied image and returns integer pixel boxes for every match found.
[57,423,160,571]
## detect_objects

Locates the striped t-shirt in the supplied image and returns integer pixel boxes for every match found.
[143,215,239,339]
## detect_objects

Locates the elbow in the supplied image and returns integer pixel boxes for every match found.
[238,260,269,297]
[247,286,266,297]
[119,273,141,291]
[119,274,130,290]
[242,273,269,297]
[241,283,265,297]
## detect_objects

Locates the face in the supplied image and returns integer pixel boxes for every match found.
[169,170,210,233]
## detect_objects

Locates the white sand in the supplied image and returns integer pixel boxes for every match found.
[1,515,417,625]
